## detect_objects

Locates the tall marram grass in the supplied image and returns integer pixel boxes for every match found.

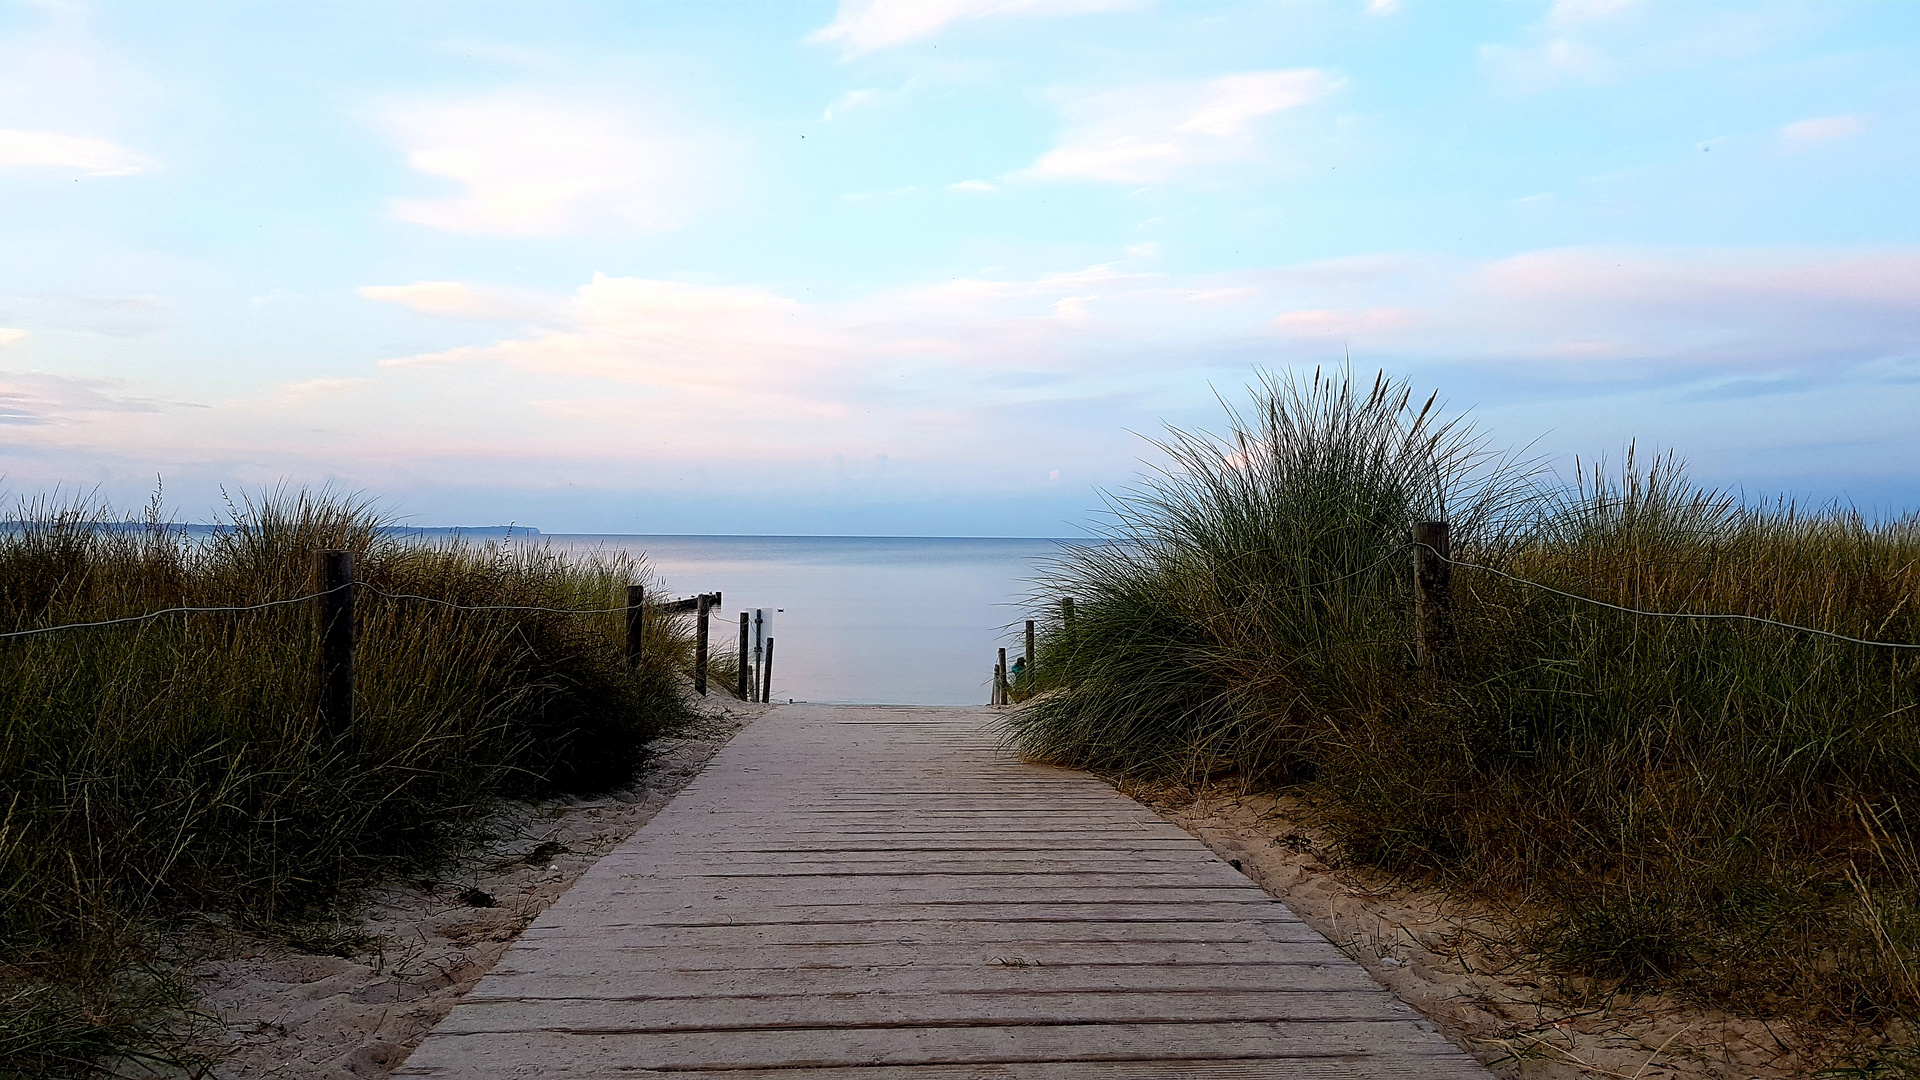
[1009,370,1920,1029]
[0,490,700,1077]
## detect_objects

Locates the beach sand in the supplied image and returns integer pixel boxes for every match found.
[1148,786,1837,1079]
[163,700,775,1079]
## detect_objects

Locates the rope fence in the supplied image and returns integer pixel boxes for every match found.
[0,550,764,731]
[0,580,640,642]
[1410,540,1920,651]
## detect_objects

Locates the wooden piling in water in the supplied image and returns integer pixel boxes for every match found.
[737,612,750,700]
[695,593,711,696]
[761,637,774,702]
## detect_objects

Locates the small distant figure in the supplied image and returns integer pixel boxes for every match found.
[1010,655,1030,702]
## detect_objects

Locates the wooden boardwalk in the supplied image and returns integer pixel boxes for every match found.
[396,704,1491,1078]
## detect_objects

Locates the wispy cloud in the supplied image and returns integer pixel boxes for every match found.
[809,0,1138,57]
[1779,114,1864,150]
[823,88,884,120]
[1480,0,1803,92]
[0,371,166,426]
[1024,70,1341,183]
[0,128,153,176]
[380,92,719,237]
[0,328,23,348]
[360,281,561,323]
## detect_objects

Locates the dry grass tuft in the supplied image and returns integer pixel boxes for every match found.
[0,488,701,1077]
[1008,369,1920,1037]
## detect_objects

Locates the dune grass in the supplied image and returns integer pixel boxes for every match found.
[0,490,703,1077]
[1008,370,1920,1032]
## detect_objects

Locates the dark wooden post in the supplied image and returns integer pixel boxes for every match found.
[1412,520,1453,675]
[316,550,354,736]
[1062,596,1075,632]
[737,612,750,700]
[625,585,645,668]
[761,637,774,702]
[1025,620,1036,685]
[997,647,1008,706]
[695,593,712,695]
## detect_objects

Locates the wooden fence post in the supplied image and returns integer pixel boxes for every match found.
[761,637,774,702]
[737,612,750,700]
[316,550,354,736]
[625,585,645,668]
[1412,520,1453,675]
[1062,596,1075,632]
[695,593,712,696]
[1025,619,1036,686]
[997,647,1008,706]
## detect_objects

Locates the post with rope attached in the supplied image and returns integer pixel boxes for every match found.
[695,593,712,696]
[1412,520,1453,678]
[316,550,354,736]
[625,585,645,668]
[737,612,750,700]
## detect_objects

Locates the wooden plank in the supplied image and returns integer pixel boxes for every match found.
[503,910,1320,945]
[468,962,1388,1000]
[397,1020,1486,1076]
[396,704,1491,1079]
[431,988,1427,1032]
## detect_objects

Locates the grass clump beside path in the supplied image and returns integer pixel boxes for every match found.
[0,490,699,1077]
[1008,370,1920,1037]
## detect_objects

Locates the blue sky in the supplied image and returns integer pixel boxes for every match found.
[1,0,1916,534]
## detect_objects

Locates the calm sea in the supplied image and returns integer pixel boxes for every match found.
[545,535,1076,706]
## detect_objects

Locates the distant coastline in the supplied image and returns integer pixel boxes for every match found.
[0,522,541,538]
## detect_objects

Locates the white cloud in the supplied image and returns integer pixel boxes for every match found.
[361,282,489,317]
[0,127,152,176]
[1481,2,1802,92]
[359,281,561,322]
[381,93,718,237]
[0,328,23,347]
[1024,70,1340,183]
[950,179,998,192]
[1779,115,1864,149]
[823,88,883,120]
[0,371,165,426]
[809,0,1137,57]
[11,247,1920,512]
[0,293,171,337]
[1365,0,1400,15]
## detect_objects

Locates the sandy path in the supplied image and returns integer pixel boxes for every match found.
[169,701,775,1079]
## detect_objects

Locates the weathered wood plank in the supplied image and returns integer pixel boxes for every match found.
[470,960,1386,999]
[397,1019,1485,1076]
[395,704,1491,1079]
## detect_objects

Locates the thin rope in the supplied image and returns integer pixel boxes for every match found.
[1419,543,1920,650]
[353,582,636,616]
[0,581,655,641]
[0,584,347,640]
